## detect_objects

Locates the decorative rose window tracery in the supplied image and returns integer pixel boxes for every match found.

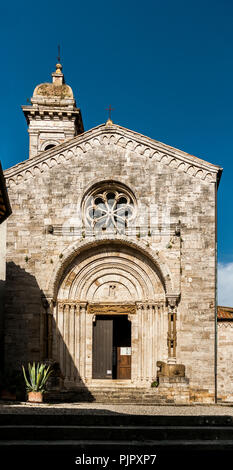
[84,186,136,230]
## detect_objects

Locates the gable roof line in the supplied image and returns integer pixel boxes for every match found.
[110,123,222,171]
[4,123,222,184]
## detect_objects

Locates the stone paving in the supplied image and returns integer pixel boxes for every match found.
[0,402,233,415]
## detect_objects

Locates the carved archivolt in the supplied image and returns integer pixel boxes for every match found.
[57,244,165,303]
[4,125,219,187]
[46,236,174,300]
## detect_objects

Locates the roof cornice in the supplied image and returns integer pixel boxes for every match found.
[4,123,222,187]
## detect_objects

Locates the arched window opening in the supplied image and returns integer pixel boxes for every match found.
[44,144,56,151]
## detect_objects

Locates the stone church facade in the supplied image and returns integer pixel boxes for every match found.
[3,62,226,403]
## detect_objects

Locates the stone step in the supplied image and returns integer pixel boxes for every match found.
[0,424,233,441]
[0,441,229,467]
[0,413,232,464]
[45,387,190,404]
[1,439,233,450]
[1,413,232,426]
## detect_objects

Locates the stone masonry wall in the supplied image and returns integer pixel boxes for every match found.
[217,322,233,402]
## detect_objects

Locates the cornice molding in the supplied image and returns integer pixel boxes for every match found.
[4,124,222,188]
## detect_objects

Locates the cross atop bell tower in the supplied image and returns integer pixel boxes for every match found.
[51,46,64,87]
[22,59,84,159]
[57,45,61,63]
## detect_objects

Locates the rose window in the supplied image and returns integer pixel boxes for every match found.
[85,190,135,229]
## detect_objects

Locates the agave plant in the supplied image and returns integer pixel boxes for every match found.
[22,362,52,393]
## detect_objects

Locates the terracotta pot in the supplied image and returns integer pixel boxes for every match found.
[27,391,43,403]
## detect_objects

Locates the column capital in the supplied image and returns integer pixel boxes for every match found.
[166,293,180,308]
[41,295,56,312]
[135,302,144,310]
[79,301,88,309]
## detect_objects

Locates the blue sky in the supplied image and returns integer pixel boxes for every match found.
[0,0,232,303]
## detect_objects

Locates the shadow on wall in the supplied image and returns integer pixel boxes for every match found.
[3,261,94,402]
[0,279,5,372]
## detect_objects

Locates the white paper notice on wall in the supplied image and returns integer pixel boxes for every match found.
[120,347,131,355]
[107,370,112,374]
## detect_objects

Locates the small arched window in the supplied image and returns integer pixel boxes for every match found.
[44,144,56,151]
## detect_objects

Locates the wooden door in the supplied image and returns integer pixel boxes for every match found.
[117,346,131,379]
[92,317,113,379]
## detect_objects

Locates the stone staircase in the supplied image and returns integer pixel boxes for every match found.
[45,381,190,404]
[0,413,233,464]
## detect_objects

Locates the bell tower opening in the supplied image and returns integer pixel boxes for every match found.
[44,144,56,151]
[92,315,131,380]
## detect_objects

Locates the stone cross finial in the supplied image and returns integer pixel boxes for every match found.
[105,105,114,125]
[51,45,64,84]
[57,45,61,63]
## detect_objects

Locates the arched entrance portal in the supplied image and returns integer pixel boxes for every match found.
[51,242,169,388]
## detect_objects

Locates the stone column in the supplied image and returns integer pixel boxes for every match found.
[152,303,157,380]
[136,302,143,383]
[52,301,58,361]
[40,296,48,360]
[75,303,81,383]
[144,304,150,382]
[55,301,88,385]
[69,303,76,382]
[166,295,179,364]
[57,301,65,374]
[128,313,138,383]
[148,303,155,383]
[41,296,55,361]
[47,298,55,360]
[79,302,87,382]
[63,303,70,381]
[85,311,95,382]
[140,302,157,384]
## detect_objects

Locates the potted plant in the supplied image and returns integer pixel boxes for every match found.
[22,362,52,403]
[151,379,159,388]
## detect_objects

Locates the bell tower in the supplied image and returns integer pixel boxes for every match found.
[22,62,84,159]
